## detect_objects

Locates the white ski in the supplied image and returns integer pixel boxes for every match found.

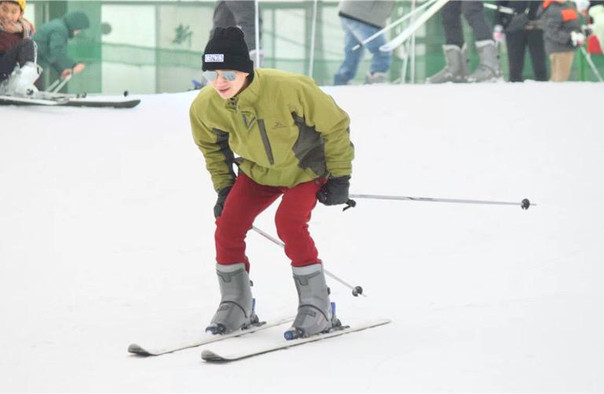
[0,94,68,106]
[128,316,294,356]
[482,3,514,15]
[380,0,449,52]
[201,318,392,362]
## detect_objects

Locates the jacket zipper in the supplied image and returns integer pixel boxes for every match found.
[257,119,274,165]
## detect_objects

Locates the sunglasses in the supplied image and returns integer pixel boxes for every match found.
[203,70,238,82]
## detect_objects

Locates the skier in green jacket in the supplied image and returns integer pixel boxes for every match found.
[32,11,89,89]
[190,27,354,340]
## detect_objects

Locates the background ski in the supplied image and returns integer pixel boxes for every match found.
[201,318,392,363]
[63,98,141,108]
[379,0,449,52]
[0,95,67,106]
[0,95,140,108]
[128,316,294,356]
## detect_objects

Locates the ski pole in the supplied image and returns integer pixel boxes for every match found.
[579,46,604,82]
[352,0,437,51]
[251,226,366,298]
[52,74,72,93]
[254,0,261,67]
[308,0,318,77]
[46,74,72,93]
[45,77,62,92]
[349,194,533,210]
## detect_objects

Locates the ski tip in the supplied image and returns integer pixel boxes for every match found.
[122,99,141,108]
[127,343,152,356]
[201,349,228,362]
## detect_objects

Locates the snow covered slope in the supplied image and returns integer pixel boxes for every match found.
[1,83,603,392]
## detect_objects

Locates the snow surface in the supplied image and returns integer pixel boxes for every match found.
[1,83,603,393]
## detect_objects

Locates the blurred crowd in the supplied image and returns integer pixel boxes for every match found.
[2,0,603,99]
[332,0,604,84]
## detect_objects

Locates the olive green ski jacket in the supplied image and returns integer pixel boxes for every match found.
[190,68,354,192]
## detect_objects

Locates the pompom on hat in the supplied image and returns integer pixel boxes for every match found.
[202,27,254,75]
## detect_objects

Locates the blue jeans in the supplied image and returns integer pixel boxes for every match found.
[333,17,392,85]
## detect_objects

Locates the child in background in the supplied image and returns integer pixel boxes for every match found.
[0,0,40,97]
[538,0,585,81]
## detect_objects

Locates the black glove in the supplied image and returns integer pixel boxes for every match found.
[317,176,350,206]
[213,186,232,218]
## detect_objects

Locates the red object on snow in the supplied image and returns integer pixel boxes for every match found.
[587,34,603,54]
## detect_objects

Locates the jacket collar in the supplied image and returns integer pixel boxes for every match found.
[223,70,260,112]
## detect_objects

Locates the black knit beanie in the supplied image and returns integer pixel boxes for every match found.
[202,27,254,75]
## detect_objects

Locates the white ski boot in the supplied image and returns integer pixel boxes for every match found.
[206,263,259,335]
[5,62,41,97]
[284,263,341,340]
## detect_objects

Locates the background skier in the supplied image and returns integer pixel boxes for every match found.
[333,0,395,85]
[33,10,89,90]
[212,0,262,67]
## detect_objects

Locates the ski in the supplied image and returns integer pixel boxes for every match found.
[201,318,391,363]
[0,94,140,108]
[62,98,141,109]
[0,94,68,106]
[128,316,294,356]
[380,0,449,52]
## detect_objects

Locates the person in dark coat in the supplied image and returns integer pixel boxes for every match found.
[426,1,502,83]
[493,1,548,82]
[32,11,89,89]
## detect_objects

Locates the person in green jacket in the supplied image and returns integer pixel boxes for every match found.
[32,11,89,89]
[190,27,354,340]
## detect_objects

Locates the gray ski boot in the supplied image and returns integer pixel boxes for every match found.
[365,71,387,84]
[284,264,341,340]
[425,44,469,83]
[206,263,259,335]
[467,40,502,83]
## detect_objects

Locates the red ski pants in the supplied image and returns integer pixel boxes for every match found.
[215,173,324,270]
